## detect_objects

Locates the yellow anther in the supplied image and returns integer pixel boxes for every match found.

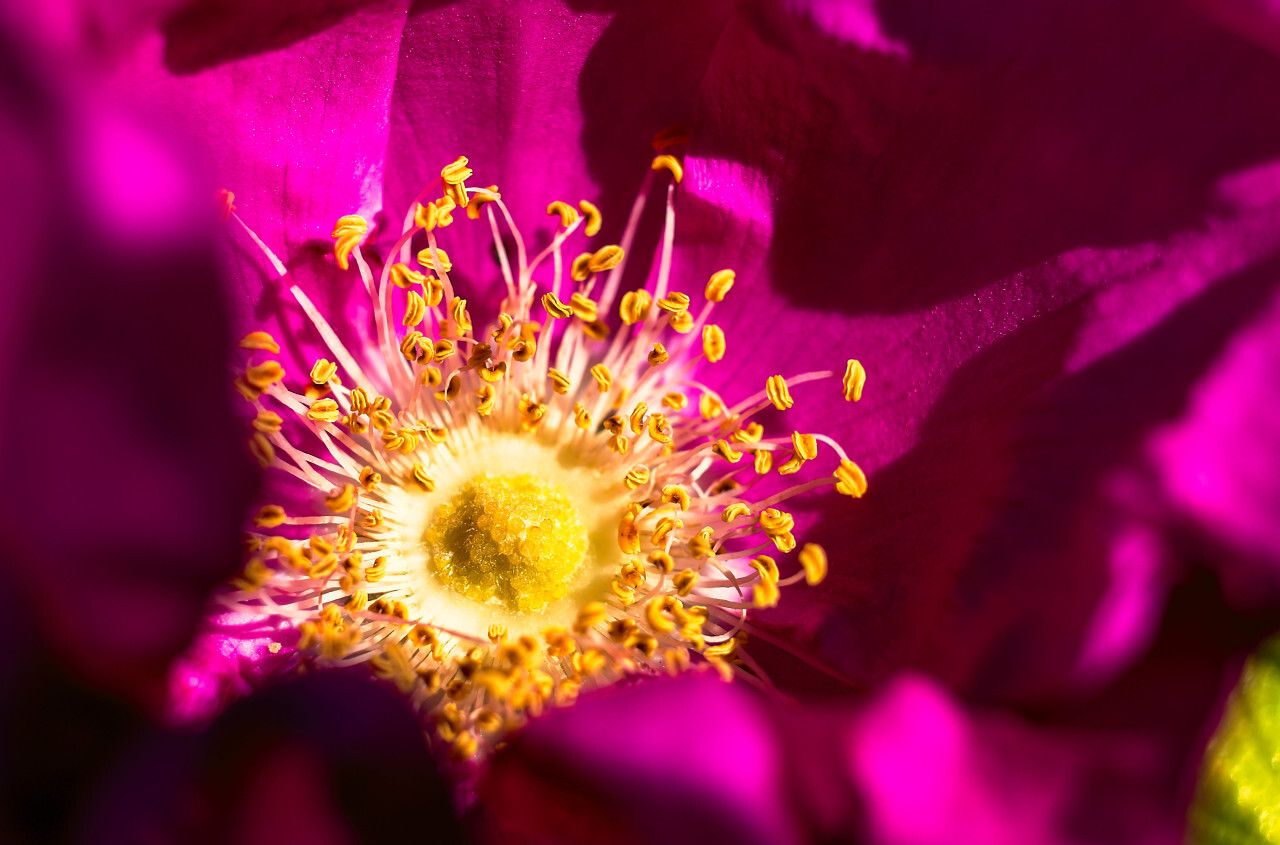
[466,342,492,369]
[239,331,280,353]
[358,467,381,490]
[647,413,672,444]
[488,623,508,644]
[569,292,598,322]
[619,561,646,590]
[799,543,828,586]
[688,526,715,560]
[410,463,436,492]
[403,290,427,327]
[699,391,726,420]
[541,292,573,319]
[432,339,456,363]
[414,200,441,232]
[834,458,868,498]
[571,252,593,282]
[253,505,287,528]
[792,432,818,461]
[587,244,624,274]
[668,310,694,333]
[389,263,424,290]
[330,215,367,271]
[348,387,370,414]
[660,484,690,511]
[608,435,629,454]
[651,154,684,183]
[466,184,501,219]
[751,555,779,584]
[547,368,572,395]
[370,408,395,430]
[573,649,607,677]
[712,440,743,464]
[652,515,682,546]
[252,410,283,434]
[423,276,444,307]
[624,465,650,490]
[772,532,797,553]
[702,324,726,362]
[574,602,608,634]
[449,297,472,333]
[758,508,795,537]
[475,383,496,416]
[399,331,427,363]
[647,549,674,574]
[346,589,368,613]
[628,402,649,435]
[440,156,472,208]
[518,394,546,428]
[307,398,341,423]
[582,319,610,341]
[753,449,773,475]
[722,503,751,522]
[417,246,452,273]
[729,422,764,444]
[602,414,626,436]
[843,359,867,402]
[617,509,641,554]
[590,363,612,393]
[671,569,698,596]
[231,557,270,592]
[423,426,448,444]
[573,402,592,430]
[620,289,652,324]
[753,577,780,608]
[645,597,676,634]
[766,375,794,410]
[578,199,602,236]
[434,373,461,402]
[479,362,507,383]
[450,731,478,762]
[778,453,805,475]
[705,269,735,302]
[662,392,687,410]
[510,338,536,362]
[245,360,285,390]
[547,200,579,228]
[657,292,690,313]
[545,627,577,657]
[309,359,337,385]
[325,483,355,513]
[249,433,274,467]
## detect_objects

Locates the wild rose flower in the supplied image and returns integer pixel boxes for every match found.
[12,0,1280,841]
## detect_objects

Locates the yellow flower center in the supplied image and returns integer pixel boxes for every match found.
[426,474,586,613]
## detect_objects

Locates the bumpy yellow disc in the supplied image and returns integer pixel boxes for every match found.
[425,474,587,612]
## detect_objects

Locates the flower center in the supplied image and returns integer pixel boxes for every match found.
[426,473,586,613]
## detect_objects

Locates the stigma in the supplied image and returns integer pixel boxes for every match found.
[216,140,868,761]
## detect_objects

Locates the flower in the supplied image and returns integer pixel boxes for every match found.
[24,0,1280,841]
[217,146,868,759]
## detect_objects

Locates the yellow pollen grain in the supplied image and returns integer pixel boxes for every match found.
[239,331,280,353]
[253,505,287,528]
[834,459,868,498]
[843,359,867,402]
[702,324,726,363]
[310,359,337,385]
[590,363,612,393]
[651,154,684,183]
[330,215,367,271]
[766,375,794,410]
[620,289,652,325]
[547,200,579,228]
[705,269,735,302]
[571,252,593,283]
[578,200,602,236]
[799,543,828,586]
[587,244,624,274]
[541,292,573,320]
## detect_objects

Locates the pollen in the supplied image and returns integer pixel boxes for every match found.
[425,475,587,613]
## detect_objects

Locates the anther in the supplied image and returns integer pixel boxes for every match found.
[330,215,367,271]
[651,154,684,183]
[705,269,735,302]
[239,331,280,353]
[843,359,866,402]
[578,200,602,236]
[702,324,726,362]
[766,375,795,410]
[547,201,579,228]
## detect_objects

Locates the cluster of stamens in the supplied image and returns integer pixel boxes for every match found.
[217,141,868,761]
